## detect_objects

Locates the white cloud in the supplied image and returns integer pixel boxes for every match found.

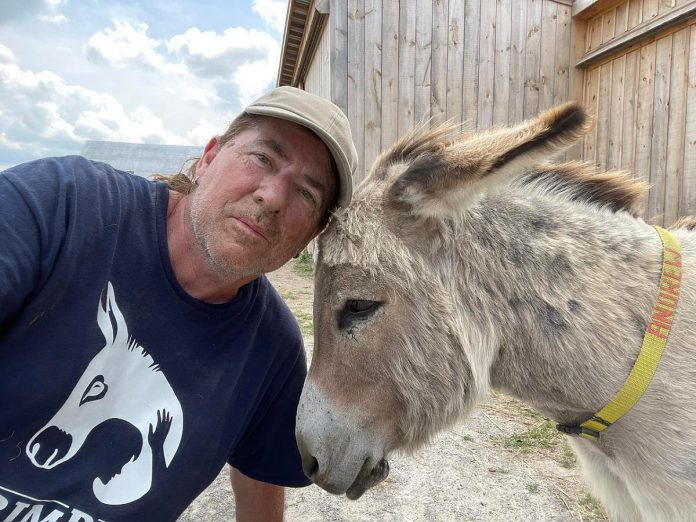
[186,119,225,147]
[38,13,68,24]
[84,20,279,105]
[166,26,280,103]
[85,19,185,75]
[253,0,288,33]
[0,50,187,157]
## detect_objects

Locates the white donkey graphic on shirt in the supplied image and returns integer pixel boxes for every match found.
[26,283,184,505]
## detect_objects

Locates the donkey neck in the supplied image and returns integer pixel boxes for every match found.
[445,193,664,426]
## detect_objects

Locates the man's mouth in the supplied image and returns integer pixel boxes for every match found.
[235,216,269,242]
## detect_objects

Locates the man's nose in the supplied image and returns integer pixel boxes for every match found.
[253,175,290,213]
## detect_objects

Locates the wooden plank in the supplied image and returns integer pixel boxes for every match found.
[347,0,365,181]
[462,0,481,126]
[664,27,689,224]
[508,0,529,124]
[398,0,417,136]
[615,1,630,37]
[602,7,617,44]
[414,0,433,123]
[648,34,672,224]
[608,55,625,169]
[431,0,448,125]
[364,0,382,174]
[583,66,600,163]
[567,11,587,160]
[446,0,465,123]
[576,2,696,67]
[462,0,481,127]
[587,13,603,53]
[493,0,512,124]
[554,3,572,107]
[477,0,496,128]
[621,49,640,170]
[595,61,613,167]
[681,25,696,215]
[635,41,657,214]
[330,0,348,112]
[587,15,604,53]
[574,0,630,18]
[628,0,644,29]
[381,0,399,148]
[659,0,676,14]
[643,0,660,21]
[539,1,557,111]
[524,0,543,118]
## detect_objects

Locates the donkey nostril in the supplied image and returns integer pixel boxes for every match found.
[303,455,319,479]
[308,456,319,477]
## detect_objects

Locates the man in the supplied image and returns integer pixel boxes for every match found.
[0,86,357,521]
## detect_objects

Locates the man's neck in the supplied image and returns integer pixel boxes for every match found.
[166,191,256,304]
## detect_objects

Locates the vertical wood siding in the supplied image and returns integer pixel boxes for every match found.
[304,21,331,99]
[326,0,577,184]
[582,19,696,225]
[304,0,694,221]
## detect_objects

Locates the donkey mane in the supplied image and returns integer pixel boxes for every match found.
[516,163,648,216]
[670,215,696,230]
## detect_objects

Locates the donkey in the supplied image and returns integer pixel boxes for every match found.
[26,283,183,505]
[295,103,696,521]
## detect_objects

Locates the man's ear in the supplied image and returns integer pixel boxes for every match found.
[196,136,220,178]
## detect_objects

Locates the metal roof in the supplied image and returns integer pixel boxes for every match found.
[80,140,203,178]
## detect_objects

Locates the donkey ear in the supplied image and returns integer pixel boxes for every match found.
[97,282,129,347]
[386,102,588,218]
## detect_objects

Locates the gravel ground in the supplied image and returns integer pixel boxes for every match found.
[178,261,608,522]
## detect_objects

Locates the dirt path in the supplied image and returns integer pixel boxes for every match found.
[178,260,607,522]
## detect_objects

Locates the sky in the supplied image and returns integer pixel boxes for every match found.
[0,0,289,170]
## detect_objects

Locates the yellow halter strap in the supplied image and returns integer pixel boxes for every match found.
[557,226,682,440]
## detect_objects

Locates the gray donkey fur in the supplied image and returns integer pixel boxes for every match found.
[295,103,696,521]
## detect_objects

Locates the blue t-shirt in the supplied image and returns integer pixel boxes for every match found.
[0,156,310,521]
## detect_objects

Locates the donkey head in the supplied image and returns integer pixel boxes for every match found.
[296,103,593,499]
[26,283,183,505]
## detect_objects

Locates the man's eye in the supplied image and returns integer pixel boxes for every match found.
[300,188,316,203]
[254,153,270,165]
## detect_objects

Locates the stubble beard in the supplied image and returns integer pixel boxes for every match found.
[189,196,259,284]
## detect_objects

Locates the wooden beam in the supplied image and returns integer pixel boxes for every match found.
[573,0,625,19]
[577,1,696,67]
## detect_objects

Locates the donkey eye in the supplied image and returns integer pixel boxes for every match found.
[80,375,108,406]
[346,300,382,316]
[338,300,383,332]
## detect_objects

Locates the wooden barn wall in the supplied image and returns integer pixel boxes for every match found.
[581,13,696,225]
[584,0,693,54]
[327,0,577,184]
[304,22,331,100]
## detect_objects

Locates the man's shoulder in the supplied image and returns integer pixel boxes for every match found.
[252,276,305,346]
[3,155,157,189]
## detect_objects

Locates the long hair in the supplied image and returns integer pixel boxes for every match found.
[151,112,258,194]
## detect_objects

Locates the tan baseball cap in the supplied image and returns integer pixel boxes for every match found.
[239,86,357,207]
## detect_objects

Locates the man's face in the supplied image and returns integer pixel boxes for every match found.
[189,116,336,281]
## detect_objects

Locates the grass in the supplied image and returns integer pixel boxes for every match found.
[580,493,608,519]
[294,310,314,338]
[560,443,577,469]
[494,419,559,453]
[293,250,314,277]
[527,483,540,494]
[280,291,300,301]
